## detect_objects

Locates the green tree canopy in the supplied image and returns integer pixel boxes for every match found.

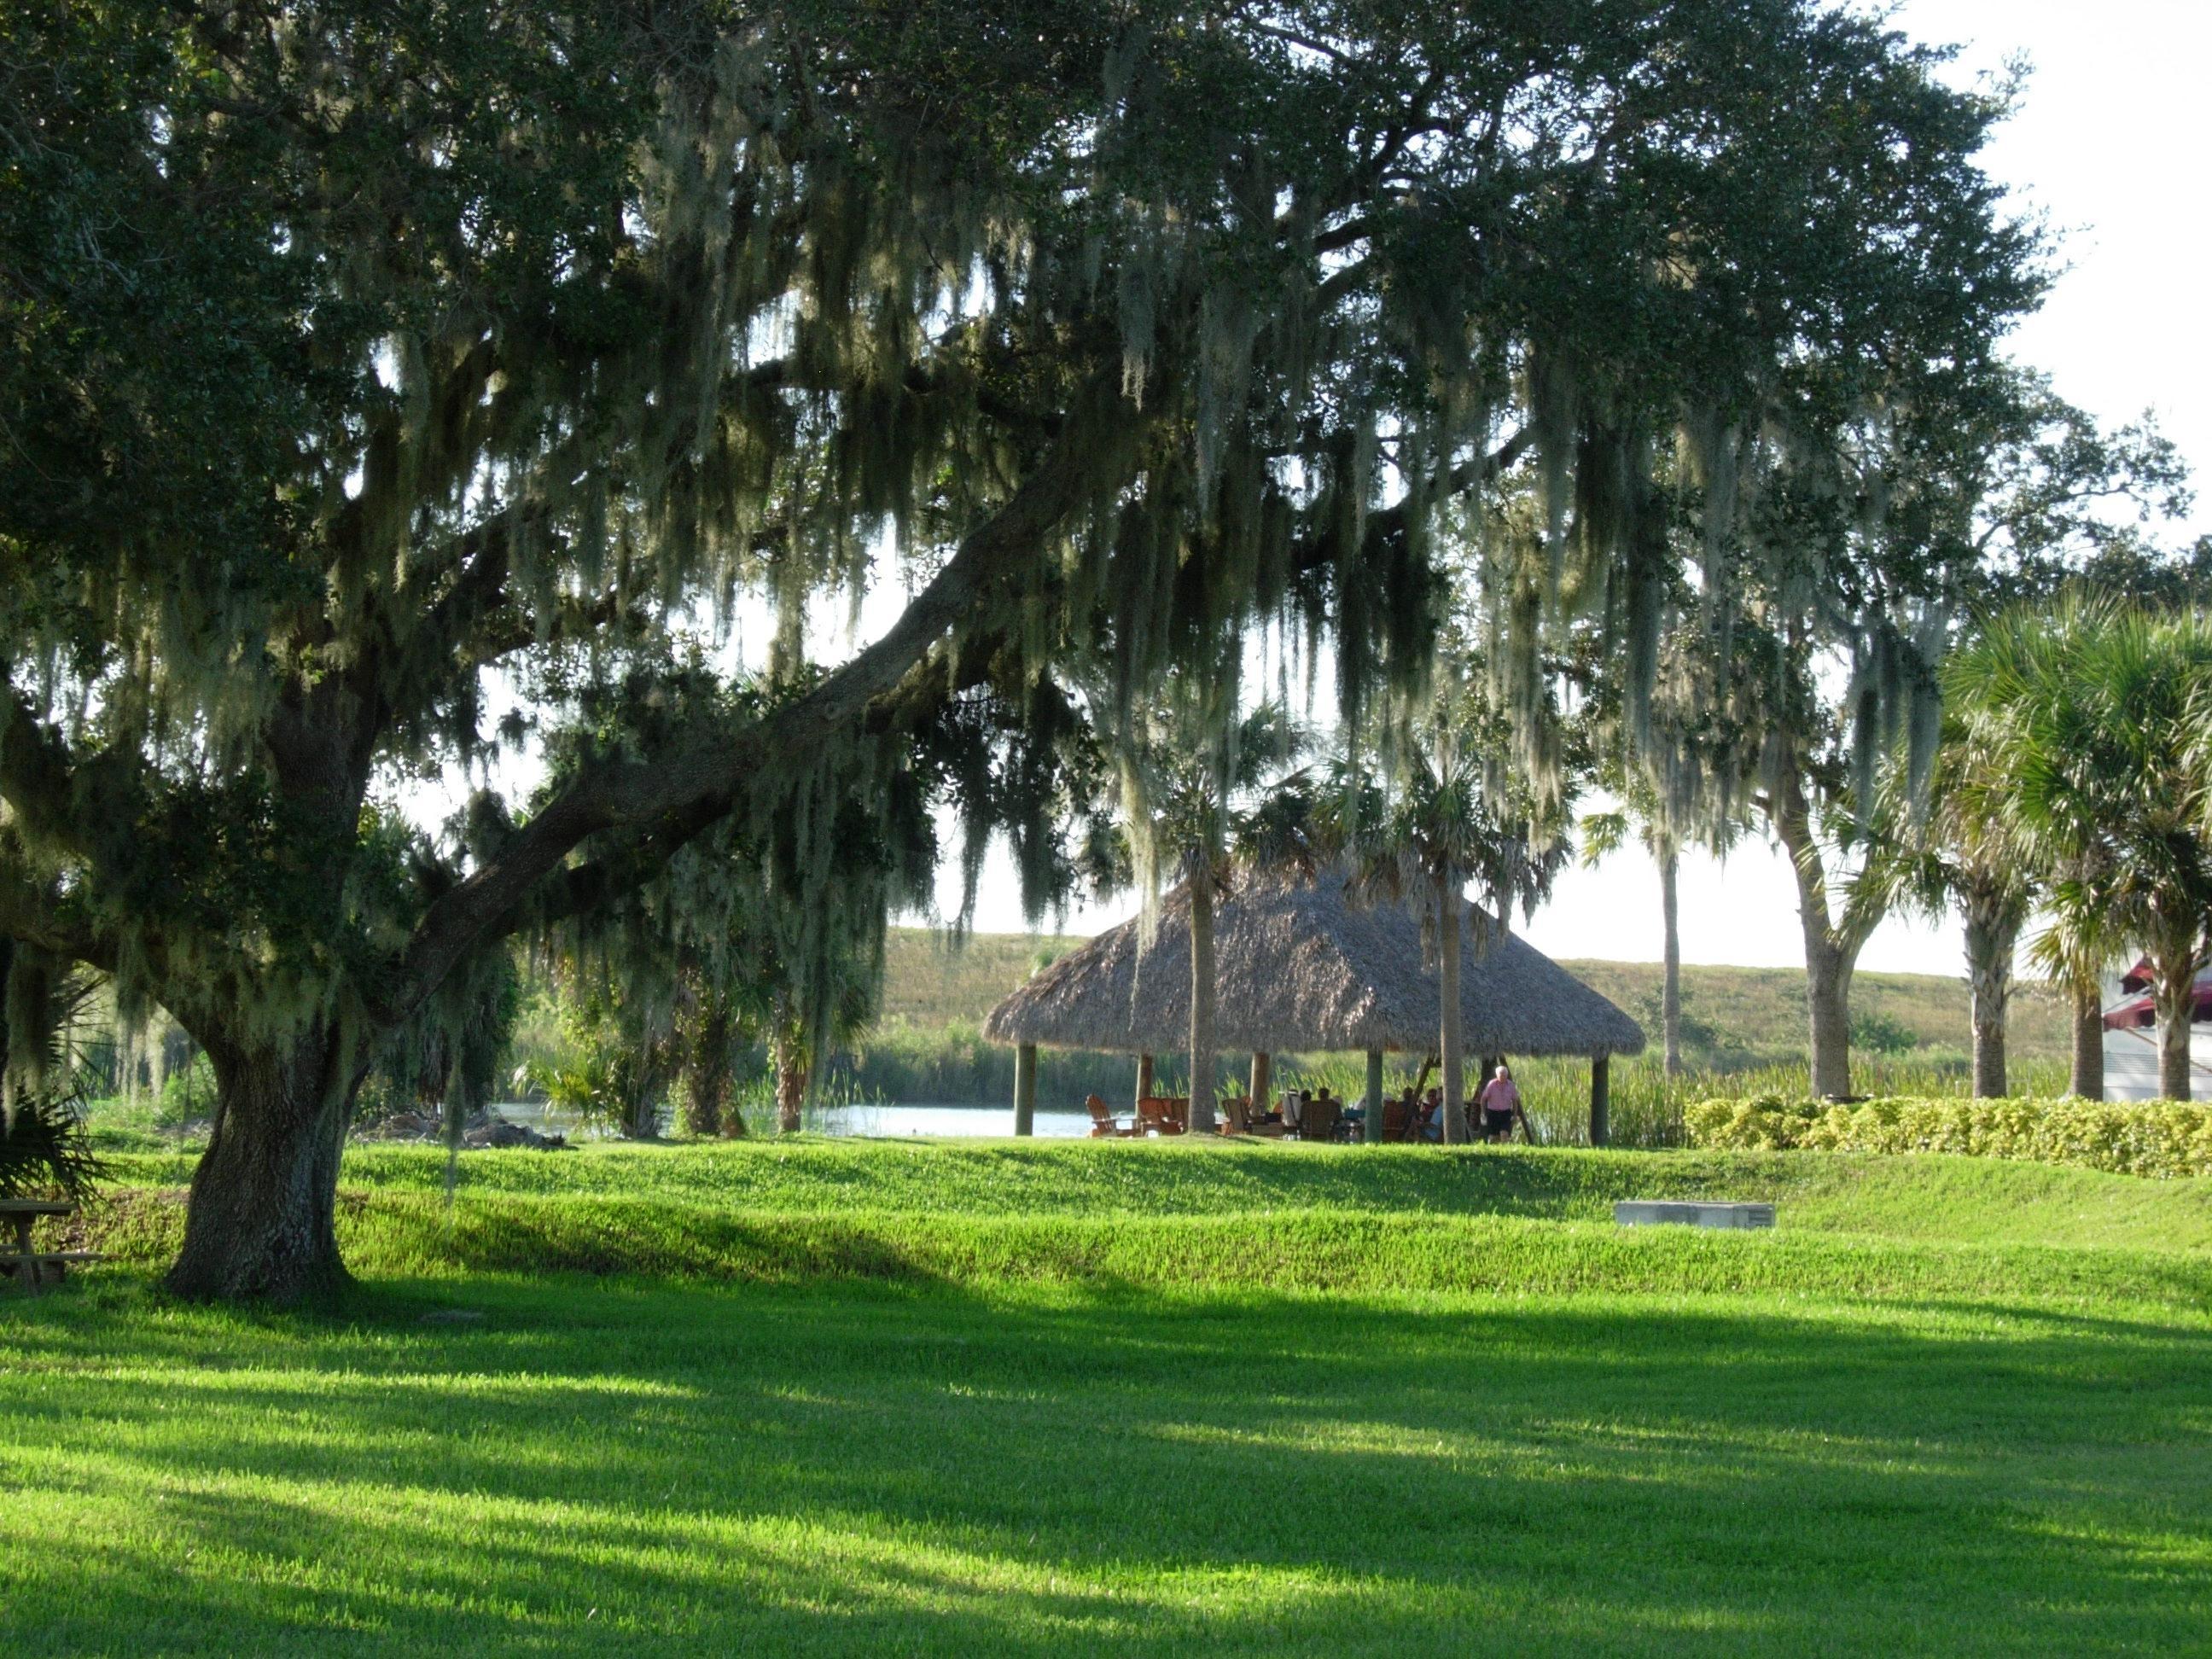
[0,0,2044,1296]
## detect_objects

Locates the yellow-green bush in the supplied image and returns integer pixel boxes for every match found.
[1685,1093,2212,1179]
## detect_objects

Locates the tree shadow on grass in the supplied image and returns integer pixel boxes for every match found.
[3,1275,2210,1655]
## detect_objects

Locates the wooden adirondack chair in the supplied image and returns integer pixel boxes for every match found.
[1137,1096,1189,1136]
[1301,1095,1341,1143]
[1085,1095,1133,1138]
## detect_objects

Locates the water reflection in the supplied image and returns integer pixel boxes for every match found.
[492,1099,1093,1139]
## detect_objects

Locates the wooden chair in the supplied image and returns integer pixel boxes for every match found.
[1236,1096,1286,1138]
[1085,1095,1133,1138]
[1138,1096,1188,1136]
[1379,1097,1417,1143]
[1217,1096,1253,1135]
[1301,1095,1341,1143]
[1280,1091,1305,1137]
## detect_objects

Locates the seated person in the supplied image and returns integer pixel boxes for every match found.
[1307,1086,1340,1136]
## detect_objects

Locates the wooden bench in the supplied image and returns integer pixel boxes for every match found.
[0,1199,97,1294]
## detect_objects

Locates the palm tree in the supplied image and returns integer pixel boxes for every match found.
[0,937,108,1202]
[1580,777,1749,1080]
[1865,728,2035,1097]
[1345,725,1572,1143]
[1902,720,2034,1097]
[1115,698,1307,1132]
[1947,599,2212,1100]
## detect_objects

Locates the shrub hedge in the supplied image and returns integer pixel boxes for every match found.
[1685,1094,2212,1179]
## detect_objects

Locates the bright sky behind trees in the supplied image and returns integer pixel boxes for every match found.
[963,0,2212,975]
[398,3,2209,977]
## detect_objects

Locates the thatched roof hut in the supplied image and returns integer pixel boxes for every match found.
[986,870,1644,1060]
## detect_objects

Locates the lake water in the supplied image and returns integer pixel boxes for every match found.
[492,1099,1096,1139]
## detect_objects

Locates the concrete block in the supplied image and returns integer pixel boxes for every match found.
[1614,1200,1774,1230]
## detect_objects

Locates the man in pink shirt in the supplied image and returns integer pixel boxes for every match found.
[1477,1064,1523,1144]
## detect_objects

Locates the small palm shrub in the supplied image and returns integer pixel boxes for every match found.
[0,1099,109,1201]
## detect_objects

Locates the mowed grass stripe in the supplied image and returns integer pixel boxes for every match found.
[96,1140,2212,1254]
[71,1186,2212,1313]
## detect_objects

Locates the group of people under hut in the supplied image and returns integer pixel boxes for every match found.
[1085,1063,1531,1144]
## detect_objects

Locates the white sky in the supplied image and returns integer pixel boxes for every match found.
[944,0,2212,972]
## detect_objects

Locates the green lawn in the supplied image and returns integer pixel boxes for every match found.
[4,1142,2209,1654]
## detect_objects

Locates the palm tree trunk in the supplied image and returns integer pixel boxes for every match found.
[1658,845,1683,1077]
[1962,898,2019,1099]
[1437,876,1468,1144]
[2069,975,2105,1100]
[2151,942,2200,1102]
[680,997,731,1137]
[1803,940,1854,1100]
[1188,875,1218,1133]
[771,1013,806,1134]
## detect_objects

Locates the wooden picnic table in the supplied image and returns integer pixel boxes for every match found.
[0,1198,96,1295]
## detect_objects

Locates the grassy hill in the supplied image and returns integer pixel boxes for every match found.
[882,926,2073,1060]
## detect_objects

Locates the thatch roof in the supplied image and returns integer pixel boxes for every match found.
[985,870,1644,1059]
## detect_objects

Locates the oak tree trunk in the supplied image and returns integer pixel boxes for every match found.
[1962,900,2019,1099]
[2069,977,2105,1100]
[1658,846,1683,1078]
[1437,877,1468,1144]
[1771,770,1856,1100]
[166,1028,359,1303]
[1188,876,1218,1133]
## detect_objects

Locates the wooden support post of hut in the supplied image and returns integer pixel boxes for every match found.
[981,870,1645,1144]
[1363,1050,1384,1144]
[1249,1051,1272,1115]
[1589,1051,1610,1147]
[1014,1043,1038,1138]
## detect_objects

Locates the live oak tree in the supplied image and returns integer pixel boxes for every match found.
[0,2,2041,1297]
[1631,363,2186,1099]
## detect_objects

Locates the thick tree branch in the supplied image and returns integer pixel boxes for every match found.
[0,863,113,972]
[371,371,1145,1026]
[1289,423,1536,579]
